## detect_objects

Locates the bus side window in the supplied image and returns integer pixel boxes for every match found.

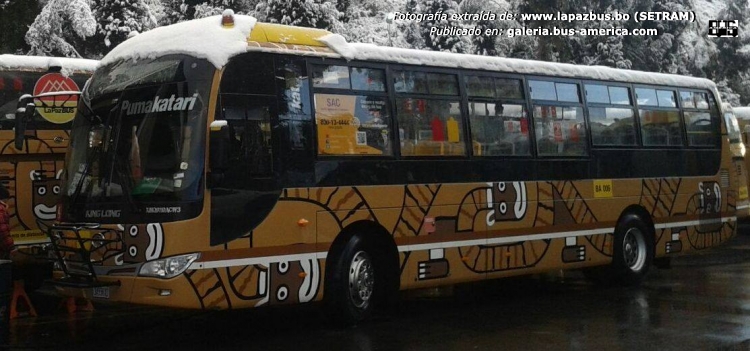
[218,95,274,187]
[529,79,586,156]
[464,75,529,156]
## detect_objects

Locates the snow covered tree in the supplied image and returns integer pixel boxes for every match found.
[25,0,96,57]
[92,0,158,52]
[400,0,424,49]
[582,35,631,69]
[622,0,692,73]
[458,0,510,56]
[712,0,750,105]
[338,0,409,47]
[261,0,341,30]
[419,0,467,53]
[161,0,191,24]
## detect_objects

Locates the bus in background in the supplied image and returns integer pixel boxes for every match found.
[0,55,98,289]
[733,106,750,217]
[45,13,743,324]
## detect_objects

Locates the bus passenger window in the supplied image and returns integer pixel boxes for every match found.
[609,86,631,105]
[555,83,579,102]
[589,108,637,146]
[312,65,351,90]
[426,73,459,95]
[695,92,709,109]
[350,68,385,92]
[680,91,696,108]
[465,76,494,98]
[657,90,676,108]
[219,95,274,181]
[639,110,683,146]
[684,111,717,146]
[314,94,392,156]
[529,80,579,103]
[585,85,610,104]
[529,80,556,101]
[682,91,718,147]
[585,84,636,147]
[635,88,658,106]
[468,102,530,156]
[396,98,465,156]
[532,105,587,156]
[394,71,428,94]
[495,78,523,99]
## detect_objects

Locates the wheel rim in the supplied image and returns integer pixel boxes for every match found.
[348,251,374,309]
[623,228,647,272]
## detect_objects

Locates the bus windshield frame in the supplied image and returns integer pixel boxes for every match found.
[60,55,215,224]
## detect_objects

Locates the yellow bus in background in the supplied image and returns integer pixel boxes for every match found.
[733,106,750,217]
[45,14,745,324]
[0,55,97,288]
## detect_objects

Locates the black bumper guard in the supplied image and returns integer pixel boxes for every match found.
[44,223,122,288]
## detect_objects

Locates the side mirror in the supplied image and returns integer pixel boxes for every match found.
[14,95,33,151]
[208,120,230,188]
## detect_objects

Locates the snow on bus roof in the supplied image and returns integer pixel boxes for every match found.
[735,107,750,120]
[101,12,256,69]
[0,54,98,73]
[318,34,717,91]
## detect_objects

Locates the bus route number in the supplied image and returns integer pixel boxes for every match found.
[593,180,613,198]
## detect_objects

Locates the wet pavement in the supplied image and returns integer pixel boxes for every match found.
[7,228,750,350]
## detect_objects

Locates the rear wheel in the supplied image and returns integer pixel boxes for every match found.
[585,214,654,286]
[326,234,388,325]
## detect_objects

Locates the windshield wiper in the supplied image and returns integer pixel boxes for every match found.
[68,143,102,210]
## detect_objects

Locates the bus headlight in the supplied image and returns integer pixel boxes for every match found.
[139,253,200,279]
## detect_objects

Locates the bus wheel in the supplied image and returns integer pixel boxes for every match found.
[326,235,382,325]
[586,214,653,286]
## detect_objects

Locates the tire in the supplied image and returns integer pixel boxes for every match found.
[585,214,654,286]
[325,234,388,325]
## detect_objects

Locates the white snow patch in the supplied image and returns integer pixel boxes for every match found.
[735,107,750,120]
[101,14,257,69]
[318,34,356,60]
[320,37,717,90]
[0,55,99,74]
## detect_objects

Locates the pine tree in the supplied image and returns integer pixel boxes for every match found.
[713,0,750,105]
[419,0,466,53]
[458,0,497,55]
[25,0,97,57]
[401,0,424,49]
[92,0,158,52]
[263,0,341,30]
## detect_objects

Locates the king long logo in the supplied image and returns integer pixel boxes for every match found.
[33,73,80,124]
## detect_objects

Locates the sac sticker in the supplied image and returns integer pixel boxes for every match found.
[33,73,80,124]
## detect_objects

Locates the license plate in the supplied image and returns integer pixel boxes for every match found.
[92,287,110,299]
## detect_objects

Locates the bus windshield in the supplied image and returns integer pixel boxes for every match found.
[61,55,215,223]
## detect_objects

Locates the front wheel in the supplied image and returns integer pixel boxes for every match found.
[325,235,386,325]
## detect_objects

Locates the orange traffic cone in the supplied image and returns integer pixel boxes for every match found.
[10,280,37,319]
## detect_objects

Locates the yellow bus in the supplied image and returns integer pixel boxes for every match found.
[0,55,97,288]
[46,13,745,324]
[732,106,750,215]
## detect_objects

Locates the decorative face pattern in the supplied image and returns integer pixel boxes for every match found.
[255,258,320,306]
[30,169,62,220]
[486,181,527,226]
[120,223,164,263]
